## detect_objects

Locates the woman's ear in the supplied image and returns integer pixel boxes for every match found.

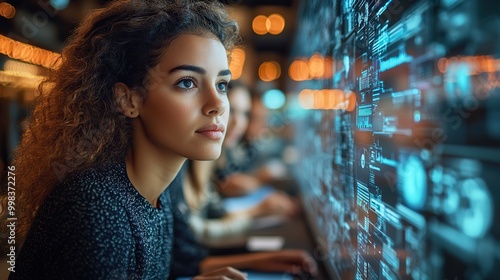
[114,82,143,118]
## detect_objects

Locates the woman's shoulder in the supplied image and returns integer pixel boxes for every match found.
[26,162,134,242]
[48,161,131,210]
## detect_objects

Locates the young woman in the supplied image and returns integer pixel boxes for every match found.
[7,0,246,279]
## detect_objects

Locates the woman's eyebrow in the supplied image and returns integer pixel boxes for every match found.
[218,69,231,76]
[169,65,206,74]
[168,65,231,77]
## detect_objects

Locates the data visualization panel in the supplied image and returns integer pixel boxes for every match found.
[291,0,500,279]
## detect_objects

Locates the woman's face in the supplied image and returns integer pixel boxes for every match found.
[136,34,231,160]
[224,87,251,148]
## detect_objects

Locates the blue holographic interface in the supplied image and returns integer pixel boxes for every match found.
[291,0,500,279]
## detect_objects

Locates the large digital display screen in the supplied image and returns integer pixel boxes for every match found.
[291,0,500,279]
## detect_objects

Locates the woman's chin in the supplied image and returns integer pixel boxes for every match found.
[190,151,222,161]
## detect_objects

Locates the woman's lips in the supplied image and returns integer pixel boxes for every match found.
[196,130,224,140]
[196,123,225,140]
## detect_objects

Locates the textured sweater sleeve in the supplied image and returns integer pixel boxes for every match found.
[11,175,135,280]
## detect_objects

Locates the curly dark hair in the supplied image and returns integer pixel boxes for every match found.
[9,0,239,243]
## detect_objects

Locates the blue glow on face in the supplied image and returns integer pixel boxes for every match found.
[50,0,70,10]
[262,89,286,109]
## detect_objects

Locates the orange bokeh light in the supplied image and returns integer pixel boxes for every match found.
[267,14,285,35]
[0,35,59,69]
[0,2,15,19]
[253,14,285,35]
[437,58,448,73]
[258,61,281,82]
[229,47,245,80]
[252,15,268,35]
[289,55,337,81]
[308,53,325,79]
[298,89,357,111]
[289,60,309,81]
[298,89,314,109]
[438,56,499,75]
[323,56,334,78]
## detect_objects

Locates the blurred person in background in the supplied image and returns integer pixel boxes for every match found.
[214,82,290,197]
[184,159,298,239]
[173,165,317,278]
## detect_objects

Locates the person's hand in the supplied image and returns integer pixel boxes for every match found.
[248,250,318,277]
[253,192,300,218]
[193,266,247,280]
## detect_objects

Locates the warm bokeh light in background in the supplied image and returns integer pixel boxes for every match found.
[308,53,325,79]
[298,89,314,109]
[298,89,356,111]
[229,47,246,80]
[0,35,60,69]
[0,2,15,19]
[267,14,285,35]
[437,56,499,74]
[252,14,285,35]
[288,60,309,81]
[258,61,281,82]
[1,60,45,90]
[4,60,42,78]
[252,15,268,35]
[323,56,334,78]
[289,54,335,81]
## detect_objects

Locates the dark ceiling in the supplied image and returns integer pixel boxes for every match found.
[2,0,297,54]
[1,0,299,87]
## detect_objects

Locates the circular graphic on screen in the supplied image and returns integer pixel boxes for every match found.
[361,153,366,169]
[453,178,493,238]
[399,154,427,210]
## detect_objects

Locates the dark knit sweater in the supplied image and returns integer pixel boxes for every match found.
[10,161,194,280]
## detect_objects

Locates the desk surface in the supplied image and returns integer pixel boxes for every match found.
[203,210,330,280]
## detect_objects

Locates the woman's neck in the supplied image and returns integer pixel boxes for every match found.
[125,128,186,208]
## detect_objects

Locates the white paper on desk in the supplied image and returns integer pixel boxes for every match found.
[247,236,285,251]
[222,186,275,213]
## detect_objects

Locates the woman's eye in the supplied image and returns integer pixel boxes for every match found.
[217,81,228,92]
[176,78,196,90]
